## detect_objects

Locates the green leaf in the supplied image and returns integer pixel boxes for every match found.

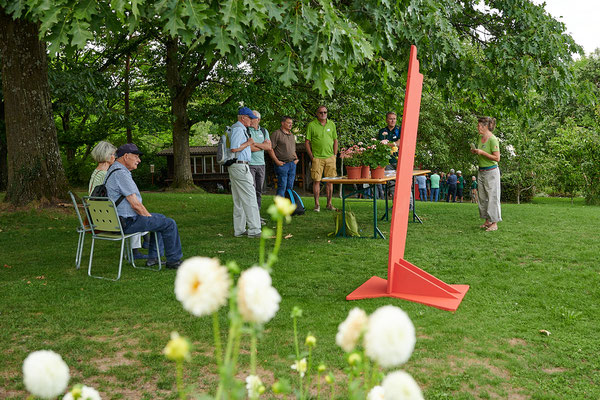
[181,0,209,29]
[162,1,185,37]
[130,0,141,19]
[263,0,283,22]
[69,20,93,48]
[46,19,69,56]
[4,0,26,18]
[110,0,126,20]
[212,26,235,55]
[39,7,62,35]
[73,0,97,21]
[277,54,298,86]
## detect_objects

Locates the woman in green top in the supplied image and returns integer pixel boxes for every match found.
[88,141,116,195]
[471,117,501,231]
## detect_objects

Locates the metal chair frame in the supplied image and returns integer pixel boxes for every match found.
[83,196,161,281]
[69,191,91,269]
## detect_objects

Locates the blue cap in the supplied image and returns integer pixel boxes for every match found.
[116,143,144,158]
[238,107,257,119]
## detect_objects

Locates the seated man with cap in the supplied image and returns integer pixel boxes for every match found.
[228,107,262,238]
[105,143,183,269]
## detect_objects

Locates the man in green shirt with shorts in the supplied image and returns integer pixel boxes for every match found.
[305,105,338,212]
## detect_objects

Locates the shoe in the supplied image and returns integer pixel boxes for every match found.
[248,232,262,238]
[234,231,248,237]
[166,260,182,269]
[146,259,159,267]
[326,205,338,211]
[314,206,320,212]
[133,249,149,260]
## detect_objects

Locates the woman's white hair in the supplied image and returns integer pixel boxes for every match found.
[91,141,116,163]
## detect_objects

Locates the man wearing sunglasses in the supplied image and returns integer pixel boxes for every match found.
[305,106,338,212]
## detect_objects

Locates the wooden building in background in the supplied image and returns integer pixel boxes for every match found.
[157,143,309,192]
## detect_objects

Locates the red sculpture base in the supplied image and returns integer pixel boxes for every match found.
[346,258,469,312]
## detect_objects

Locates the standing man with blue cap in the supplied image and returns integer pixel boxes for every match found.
[228,107,262,238]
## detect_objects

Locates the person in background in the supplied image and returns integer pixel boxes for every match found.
[248,110,271,225]
[471,116,501,231]
[306,105,338,212]
[446,169,457,202]
[470,176,478,203]
[89,140,146,260]
[429,171,440,202]
[415,174,427,201]
[456,170,465,203]
[268,116,298,198]
[228,107,262,238]
[440,172,447,201]
[377,111,401,198]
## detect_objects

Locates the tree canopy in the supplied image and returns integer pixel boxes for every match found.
[1,0,598,205]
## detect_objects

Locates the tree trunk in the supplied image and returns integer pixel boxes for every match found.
[124,52,132,143]
[0,100,7,191]
[0,9,69,206]
[165,38,194,189]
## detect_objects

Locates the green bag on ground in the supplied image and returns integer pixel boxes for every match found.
[328,210,360,237]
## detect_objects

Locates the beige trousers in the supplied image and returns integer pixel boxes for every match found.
[228,163,261,236]
[478,167,502,223]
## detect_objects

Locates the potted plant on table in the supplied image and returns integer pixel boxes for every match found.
[363,139,395,179]
[340,145,365,179]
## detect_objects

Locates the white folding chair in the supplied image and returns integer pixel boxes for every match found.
[83,196,161,281]
[68,191,91,269]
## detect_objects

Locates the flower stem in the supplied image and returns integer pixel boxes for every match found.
[250,328,257,376]
[293,315,300,359]
[363,348,370,392]
[259,231,265,266]
[213,312,222,371]
[270,219,283,266]
[317,371,322,400]
[305,347,313,395]
[370,361,380,388]
[176,359,185,400]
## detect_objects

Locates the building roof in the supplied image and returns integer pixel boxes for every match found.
[157,146,216,156]
[157,142,307,156]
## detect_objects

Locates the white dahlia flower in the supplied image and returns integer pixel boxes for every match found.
[23,350,70,399]
[175,257,231,317]
[63,385,102,400]
[335,307,368,352]
[382,370,423,400]
[237,266,281,324]
[364,305,415,368]
[367,385,385,400]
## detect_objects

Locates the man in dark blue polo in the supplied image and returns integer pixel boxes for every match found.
[106,143,183,269]
[375,112,401,199]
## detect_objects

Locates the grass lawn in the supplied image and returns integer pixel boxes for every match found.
[1,191,599,399]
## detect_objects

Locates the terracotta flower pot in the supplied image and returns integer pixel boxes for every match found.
[346,166,361,179]
[370,166,385,179]
[361,165,371,179]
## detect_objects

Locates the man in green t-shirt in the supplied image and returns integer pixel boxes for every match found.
[429,172,440,202]
[305,105,338,212]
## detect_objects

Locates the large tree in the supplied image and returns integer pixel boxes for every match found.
[0,7,69,205]
[0,0,584,205]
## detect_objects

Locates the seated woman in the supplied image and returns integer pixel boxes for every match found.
[88,141,116,195]
[89,141,147,259]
